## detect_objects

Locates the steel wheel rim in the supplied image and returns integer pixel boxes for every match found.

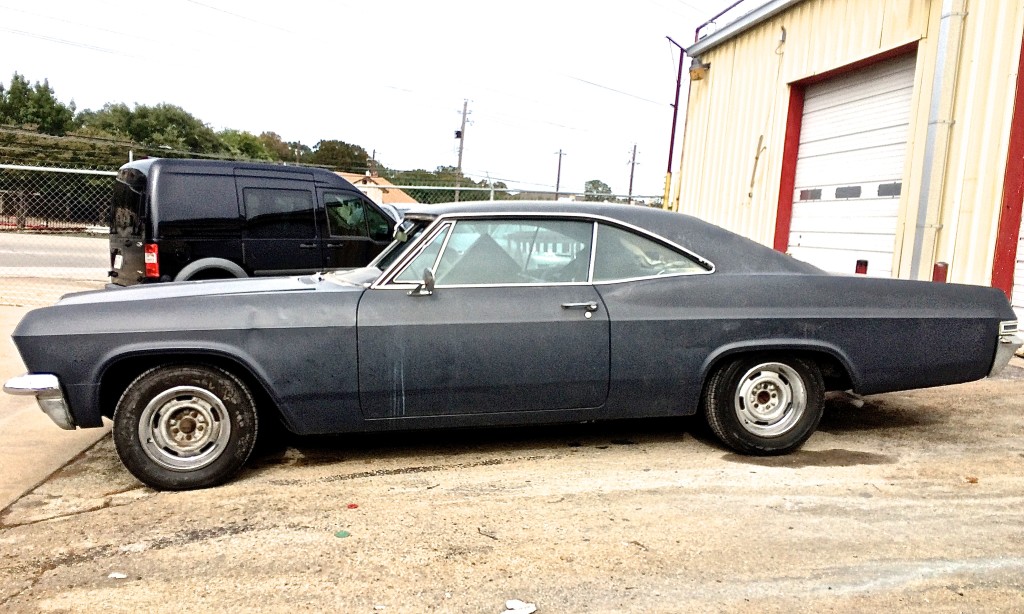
[733,362,807,438]
[138,385,231,471]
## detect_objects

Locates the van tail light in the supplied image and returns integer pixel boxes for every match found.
[144,243,160,278]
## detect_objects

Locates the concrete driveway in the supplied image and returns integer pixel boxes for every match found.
[0,306,110,511]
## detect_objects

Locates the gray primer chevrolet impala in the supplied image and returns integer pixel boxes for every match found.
[5,202,1021,490]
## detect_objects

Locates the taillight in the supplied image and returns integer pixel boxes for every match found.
[144,243,159,278]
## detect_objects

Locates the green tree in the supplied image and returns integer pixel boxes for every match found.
[584,179,613,202]
[0,73,76,135]
[307,139,370,171]
[78,102,226,154]
[219,129,273,160]
[257,131,293,161]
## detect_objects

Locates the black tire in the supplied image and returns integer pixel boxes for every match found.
[704,356,824,455]
[113,365,258,490]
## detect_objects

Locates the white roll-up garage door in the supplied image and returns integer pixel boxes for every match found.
[787,54,916,277]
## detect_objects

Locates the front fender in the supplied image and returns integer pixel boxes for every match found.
[87,341,290,429]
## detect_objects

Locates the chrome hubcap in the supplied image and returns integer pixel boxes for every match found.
[138,386,231,471]
[734,362,806,437]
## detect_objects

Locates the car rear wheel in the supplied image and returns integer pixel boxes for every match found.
[113,365,258,490]
[704,356,824,455]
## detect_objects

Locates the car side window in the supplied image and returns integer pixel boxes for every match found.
[243,188,316,238]
[593,223,706,281]
[430,219,593,286]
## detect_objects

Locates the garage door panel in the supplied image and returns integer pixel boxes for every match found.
[790,214,898,235]
[794,146,906,187]
[797,125,910,158]
[801,89,913,140]
[803,55,917,108]
[787,246,894,277]
[789,231,897,253]
[790,200,901,219]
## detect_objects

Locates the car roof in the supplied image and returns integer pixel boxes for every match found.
[402,201,823,275]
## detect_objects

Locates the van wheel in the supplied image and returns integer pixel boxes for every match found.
[113,365,258,490]
[704,356,824,455]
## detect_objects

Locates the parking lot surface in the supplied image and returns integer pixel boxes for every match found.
[1,360,1022,613]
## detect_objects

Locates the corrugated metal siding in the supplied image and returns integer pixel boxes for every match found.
[676,0,1024,289]
[676,0,931,247]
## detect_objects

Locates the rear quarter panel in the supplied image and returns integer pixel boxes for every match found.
[596,273,1010,417]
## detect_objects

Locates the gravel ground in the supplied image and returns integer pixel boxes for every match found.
[1,361,1022,613]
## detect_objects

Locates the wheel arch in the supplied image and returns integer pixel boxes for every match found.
[174,258,248,281]
[95,345,292,432]
[699,340,861,394]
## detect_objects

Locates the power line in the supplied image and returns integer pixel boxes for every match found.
[182,0,297,35]
[563,75,667,106]
[0,27,136,57]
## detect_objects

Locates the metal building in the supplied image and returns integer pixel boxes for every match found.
[672,0,1024,320]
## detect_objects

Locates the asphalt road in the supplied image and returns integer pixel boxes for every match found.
[0,233,108,277]
[1,361,1022,613]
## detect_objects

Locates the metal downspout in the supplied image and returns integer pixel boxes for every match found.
[909,0,967,279]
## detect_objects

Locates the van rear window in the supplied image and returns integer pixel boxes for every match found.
[111,178,144,237]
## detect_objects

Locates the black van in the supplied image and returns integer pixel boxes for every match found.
[109,158,399,286]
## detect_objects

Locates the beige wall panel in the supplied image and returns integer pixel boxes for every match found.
[936,0,1024,285]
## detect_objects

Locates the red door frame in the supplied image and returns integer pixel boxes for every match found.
[773,42,920,253]
[990,31,1024,299]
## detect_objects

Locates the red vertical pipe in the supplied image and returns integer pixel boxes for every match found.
[990,33,1024,298]
[773,85,805,252]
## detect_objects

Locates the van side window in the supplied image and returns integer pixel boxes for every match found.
[243,188,316,238]
[325,192,391,241]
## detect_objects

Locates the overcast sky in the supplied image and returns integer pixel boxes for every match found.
[0,0,740,195]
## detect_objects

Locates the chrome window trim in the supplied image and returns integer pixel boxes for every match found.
[378,221,452,287]
[371,211,715,290]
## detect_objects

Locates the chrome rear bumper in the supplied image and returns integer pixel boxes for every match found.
[989,333,1023,377]
[3,373,76,430]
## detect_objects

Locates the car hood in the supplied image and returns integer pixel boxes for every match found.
[57,275,351,306]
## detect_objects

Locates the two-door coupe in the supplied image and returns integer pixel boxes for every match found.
[5,202,1021,490]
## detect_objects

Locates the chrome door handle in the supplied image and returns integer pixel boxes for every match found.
[299,243,318,249]
[561,301,598,312]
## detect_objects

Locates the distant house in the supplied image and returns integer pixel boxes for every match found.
[336,172,418,206]
[672,0,1024,319]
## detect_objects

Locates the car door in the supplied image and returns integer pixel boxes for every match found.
[319,189,393,270]
[236,170,322,275]
[356,217,609,419]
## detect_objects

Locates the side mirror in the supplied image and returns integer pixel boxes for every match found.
[394,228,408,242]
[408,268,435,297]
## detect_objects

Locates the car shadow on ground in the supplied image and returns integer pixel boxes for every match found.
[246,393,940,476]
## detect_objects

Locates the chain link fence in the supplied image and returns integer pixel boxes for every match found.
[0,162,660,307]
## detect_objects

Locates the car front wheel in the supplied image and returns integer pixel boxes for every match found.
[704,356,824,455]
[113,365,258,490]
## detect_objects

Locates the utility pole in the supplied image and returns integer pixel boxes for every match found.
[454,99,468,202]
[554,149,565,201]
[664,36,685,210]
[628,143,638,205]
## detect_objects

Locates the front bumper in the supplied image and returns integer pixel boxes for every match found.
[3,373,76,430]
